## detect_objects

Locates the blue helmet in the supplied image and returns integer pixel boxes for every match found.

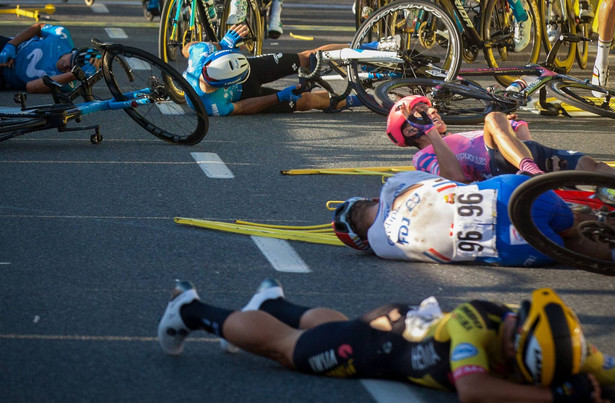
[201,49,250,87]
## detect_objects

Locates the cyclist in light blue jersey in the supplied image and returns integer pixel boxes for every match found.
[0,23,100,93]
[182,24,362,116]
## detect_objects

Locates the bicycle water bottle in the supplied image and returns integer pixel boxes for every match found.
[505,75,537,92]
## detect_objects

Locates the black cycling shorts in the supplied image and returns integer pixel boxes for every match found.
[239,53,301,113]
[292,304,414,379]
[488,140,585,175]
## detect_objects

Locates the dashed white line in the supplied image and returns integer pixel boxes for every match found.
[190,152,234,178]
[105,27,128,38]
[250,236,311,273]
[90,3,109,12]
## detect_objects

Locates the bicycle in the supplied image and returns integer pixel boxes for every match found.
[508,171,615,275]
[374,33,615,123]
[355,0,542,88]
[0,39,208,145]
[158,0,224,100]
[539,0,592,71]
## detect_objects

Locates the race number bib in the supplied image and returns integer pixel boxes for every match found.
[453,186,498,260]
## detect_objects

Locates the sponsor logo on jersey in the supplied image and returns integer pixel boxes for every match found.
[603,355,615,370]
[451,343,478,361]
[411,342,441,371]
[453,365,487,380]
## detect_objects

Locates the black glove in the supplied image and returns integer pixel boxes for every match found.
[551,373,595,403]
[405,111,435,139]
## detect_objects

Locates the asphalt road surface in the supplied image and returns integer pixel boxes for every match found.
[1,1,614,402]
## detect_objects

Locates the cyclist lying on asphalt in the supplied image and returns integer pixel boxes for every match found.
[0,23,101,93]
[332,170,614,266]
[386,95,614,184]
[181,24,363,116]
[159,279,615,402]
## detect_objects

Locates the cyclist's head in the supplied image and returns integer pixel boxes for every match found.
[70,47,101,69]
[332,197,378,251]
[386,95,432,147]
[513,288,587,386]
[201,49,250,87]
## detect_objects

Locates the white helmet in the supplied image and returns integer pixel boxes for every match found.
[201,49,250,87]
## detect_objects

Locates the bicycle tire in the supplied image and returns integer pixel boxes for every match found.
[350,0,462,115]
[0,114,47,141]
[158,0,208,102]
[482,0,542,86]
[575,20,589,69]
[540,0,576,72]
[102,44,208,145]
[220,0,263,55]
[548,79,615,119]
[508,171,615,274]
[374,77,518,124]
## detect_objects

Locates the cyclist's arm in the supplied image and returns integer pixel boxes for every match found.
[182,42,222,58]
[230,94,280,115]
[26,72,76,93]
[424,130,468,183]
[581,343,615,385]
[6,23,45,47]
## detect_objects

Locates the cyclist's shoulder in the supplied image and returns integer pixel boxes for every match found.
[446,299,510,333]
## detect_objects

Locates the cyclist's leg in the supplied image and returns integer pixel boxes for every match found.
[571,155,615,175]
[483,112,542,174]
[247,53,302,85]
[268,0,284,38]
[592,0,615,91]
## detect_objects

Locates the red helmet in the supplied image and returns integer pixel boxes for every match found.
[386,95,432,147]
[332,197,372,251]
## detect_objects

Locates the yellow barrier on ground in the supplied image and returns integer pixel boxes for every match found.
[0,4,55,21]
[174,217,344,246]
[281,166,414,176]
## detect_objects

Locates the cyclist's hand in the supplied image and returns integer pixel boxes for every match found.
[277,85,303,103]
[80,62,99,77]
[406,111,435,137]
[551,373,597,403]
[0,43,17,67]
[220,28,244,50]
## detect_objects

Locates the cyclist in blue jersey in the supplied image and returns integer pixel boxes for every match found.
[332,170,615,266]
[181,24,362,116]
[0,23,100,93]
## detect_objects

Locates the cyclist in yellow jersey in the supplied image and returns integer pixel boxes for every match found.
[159,279,615,402]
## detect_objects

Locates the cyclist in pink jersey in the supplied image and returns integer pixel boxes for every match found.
[386,96,613,183]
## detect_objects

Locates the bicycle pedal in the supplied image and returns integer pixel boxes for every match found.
[14,93,27,109]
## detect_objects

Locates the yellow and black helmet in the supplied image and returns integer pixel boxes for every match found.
[514,288,587,386]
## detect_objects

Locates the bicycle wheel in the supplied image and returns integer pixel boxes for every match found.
[548,79,615,118]
[102,44,208,145]
[374,77,518,124]
[0,113,47,141]
[350,0,462,115]
[540,0,576,72]
[482,0,542,87]
[575,17,589,69]
[220,0,263,55]
[508,171,615,275]
[158,0,208,101]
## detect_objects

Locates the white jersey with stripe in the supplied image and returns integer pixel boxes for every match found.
[367,171,466,263]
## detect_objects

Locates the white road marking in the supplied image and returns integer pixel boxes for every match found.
[361,380,429,403]
[156,102,185,115]
[250,236,311,273]
[126,57,150,70]
[190,152,234,178]
[90,3,109,13]
[105,27,128,38]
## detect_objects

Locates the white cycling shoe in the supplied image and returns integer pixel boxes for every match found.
[591,66,609,98]
[513,18,531,52]
[158,281,200,355]
[268,17,283,39]
[220,278,285,353]
[226,0,247,25]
